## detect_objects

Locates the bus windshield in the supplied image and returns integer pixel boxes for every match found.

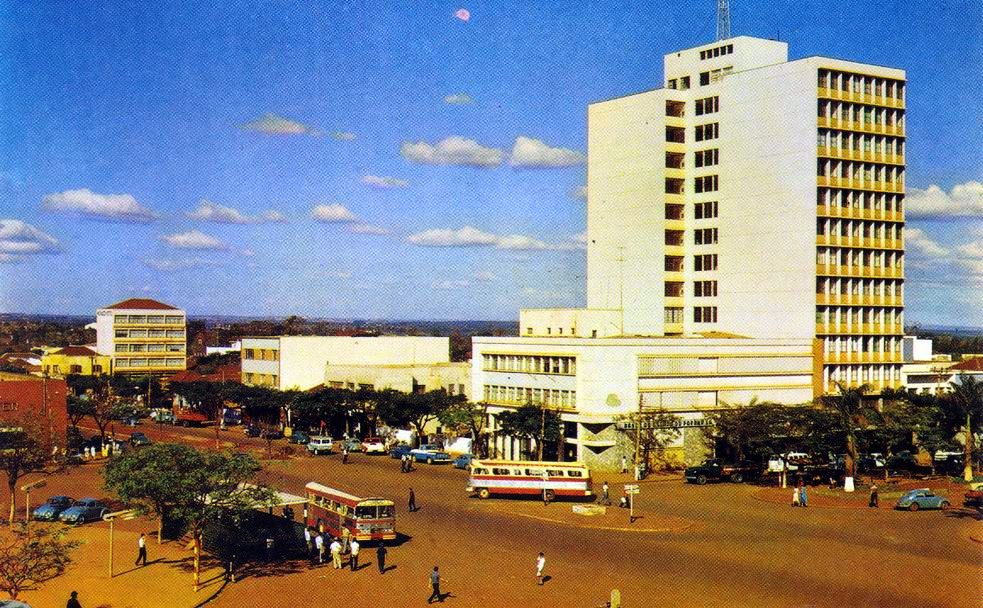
[356,505,395,519]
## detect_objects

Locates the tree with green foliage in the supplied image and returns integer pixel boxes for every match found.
[291,386,349,433]
[0,524,80,599]
[819,382,875,490]
[704,399,784,463]
[496,403,561,460]
[0,415,50,526]
[66,395,94,429]
[104,443,272,591]
[947,374,983,480]
[438,400,490,457]
[170,380,226,421]
[614,407,682,471]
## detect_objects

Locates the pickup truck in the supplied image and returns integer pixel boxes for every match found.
[685,459,760,484]
[410,444,452,464]
[963,482,983,508]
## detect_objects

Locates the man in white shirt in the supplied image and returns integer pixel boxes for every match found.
[304,527,313,562]
[349,538,360,571]
[135,533,147,567]
[330,538,342,569]
[314,532,325,564]
[536,552,546,585]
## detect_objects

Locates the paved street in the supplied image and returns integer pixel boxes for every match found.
[20,424,983,607]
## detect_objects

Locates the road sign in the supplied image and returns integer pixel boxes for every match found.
[624,484,640,494]
[103,509,139,521]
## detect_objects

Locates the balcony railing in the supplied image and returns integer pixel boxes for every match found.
[815,323,904,336]
[824,351,904,364]
[817,116,905,137]
[815,234,904,250]
[816,175,904,193]
[816,146,904,166]
[817,87,905,109]
[816,264,904,279]
[816,293,903,307]
[816,205,904,223]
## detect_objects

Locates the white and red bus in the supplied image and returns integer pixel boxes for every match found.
[466,460,593,501]
[304,482,396,542]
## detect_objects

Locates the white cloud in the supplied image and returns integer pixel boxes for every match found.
[954,259,983,277]
[405,225,577,251]
[349,223,392,235]
[957,242,983,259]
[906,181,983,218]
[361,175,409,189]
[400,136,502,168]
[474,271,497,282]
[330,131,357,141]
[142,257,221,271]
[241,113,319,136]
[310,204,357,223]
[509,136,586,168]
[571,185,587,200]
[432,279,471,290]
[443,93,475,105]
[905,227,949,258]
[161,230,228,250]
[187,200,286,224]
[406,226,500,247]
[42,188,157,222]
[573,231,588,247]
[0,219,61,259]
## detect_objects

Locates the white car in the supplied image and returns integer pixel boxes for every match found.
[767,452,810,473]
[307,436,334,455]
[361,437,386,454]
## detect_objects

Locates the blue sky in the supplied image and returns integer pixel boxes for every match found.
[1,1,980,326]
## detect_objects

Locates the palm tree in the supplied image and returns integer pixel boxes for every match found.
[949,374,983,481]
[820,382,873,491]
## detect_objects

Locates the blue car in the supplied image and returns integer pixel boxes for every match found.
[895,488,950,512]
[453,454,473,469]
[32,495,74,521]
[389,444,413,459]
[58,498,108,524]
[411,444,452,464]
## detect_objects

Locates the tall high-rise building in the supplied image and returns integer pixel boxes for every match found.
[584,36,905,395]
[94,298,187,375]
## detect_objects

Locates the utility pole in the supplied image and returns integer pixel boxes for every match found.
[634,395,643,480]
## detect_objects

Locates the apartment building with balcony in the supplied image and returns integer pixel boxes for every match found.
[94,298,187,376]
[584,36,905,395]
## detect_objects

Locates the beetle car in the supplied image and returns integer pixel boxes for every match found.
[895,488,950,512]
[58,498,109,524]
[32,495,74,521]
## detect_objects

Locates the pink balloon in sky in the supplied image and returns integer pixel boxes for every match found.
[454,8,470,22]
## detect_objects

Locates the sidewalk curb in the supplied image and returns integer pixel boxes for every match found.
[510,510,695,534]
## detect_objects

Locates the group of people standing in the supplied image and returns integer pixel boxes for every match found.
[304,525,388,574]
[400,453,414,473]
[791,483,809,507]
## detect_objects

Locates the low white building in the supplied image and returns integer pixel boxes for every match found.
[472,334,815,471]
[324,361,471,398]
[240,336,453,391]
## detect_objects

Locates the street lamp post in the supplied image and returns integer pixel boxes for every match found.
[21,478,47,538]
[103,509,139,578]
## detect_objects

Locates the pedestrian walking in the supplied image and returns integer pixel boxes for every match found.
[427,565,446,604]
[601,481,610,506]
[799,484,808,508]
[330,537,342,569]
[536,552,546,586]
[376,543,387,574]
[315,532,325,564]
[342,526,352,553]
[304,526,313,560]
[791,486,800,507]
[621,456,628,474]
[542,471,550,506]
[400,454,407,473]
[408,487,417,512]
[869,483,879,508]
[135,533,148,566]
[349,539,360,571]
[66,591,82,608]
[342,446,349,464]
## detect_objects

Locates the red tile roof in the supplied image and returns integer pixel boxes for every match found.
[951,357,983,372]
[169,362,241,383]
[103,298,179,311]
[52,346,99,357]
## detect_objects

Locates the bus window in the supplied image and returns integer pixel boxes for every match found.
[525,468,544,476]
[355,505,377,519]
[547,469,564,477]
[473,467,488,475]
[567,470,583,477]
[378,505,395,518]
[492,468,510,475]
[338,505,348,516]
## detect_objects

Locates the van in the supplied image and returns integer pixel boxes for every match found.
[307,436,334,455]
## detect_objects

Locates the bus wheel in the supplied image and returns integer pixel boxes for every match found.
[544,489,556,502]
[478,488,490,500]
[427,457,433,464]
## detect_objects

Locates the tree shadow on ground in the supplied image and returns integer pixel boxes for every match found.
[943,507,981,521]
[230,558,309,582]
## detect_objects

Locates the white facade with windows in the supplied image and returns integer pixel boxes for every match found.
[94,299,187,375]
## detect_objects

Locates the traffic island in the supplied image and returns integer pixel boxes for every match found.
[474,499,697,533]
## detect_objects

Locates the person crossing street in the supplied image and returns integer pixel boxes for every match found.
[349,538,360,571]
[135,533,148,567]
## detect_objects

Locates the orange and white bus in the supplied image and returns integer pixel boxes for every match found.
[304,482,396,542]
[467,460,593,501]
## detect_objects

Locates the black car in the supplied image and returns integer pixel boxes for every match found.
[129,432,151,446]
[244,425,261,438]
[260,428,283,440]
[288,430,311,445]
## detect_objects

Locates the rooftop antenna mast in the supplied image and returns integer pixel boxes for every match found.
[716,0,731,41]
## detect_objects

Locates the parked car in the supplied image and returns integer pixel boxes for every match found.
[59,498,109,524]
[222,409,242,427]
[260,428,284,440]
[886,452,933,477]
[288,430,311,444]
[32,496,74,521]
[963,482,983,508]
[410,444,452,464]
[244,425,261,438]
[895,488,950,512]
[767,452,810,473]
[389,444,413,459]
[128,432,151,447]
[307,436,334,455]
[936,454,966,476]
[453,453,474,469]
[339,438,361,453]
[361,437,386,454]
[149,409,176,425]
[685,459,760,484]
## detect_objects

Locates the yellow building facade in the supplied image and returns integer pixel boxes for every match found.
[41,346,112,377]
